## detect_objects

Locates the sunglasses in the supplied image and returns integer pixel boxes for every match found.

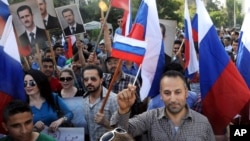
[24,80,36,87]
[83,77,97,82]
[99,127,127,141]
[59,77,73,82]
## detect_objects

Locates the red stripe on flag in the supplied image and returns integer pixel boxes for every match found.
[67,37,73,58]
[202,61,250,134]
[192,29,198,42]
[0,92,12,134]
[111,49,143,64]
[184,40,190,69]
[13,28,31,56]
[111,0,129,11]
[129,23,145,40]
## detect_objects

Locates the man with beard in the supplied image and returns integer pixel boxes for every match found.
[110,70,215,141]
[82,65,118,141]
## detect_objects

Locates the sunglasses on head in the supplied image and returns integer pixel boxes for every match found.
[24,80,36,87]
[83,77,97,82]
[99,127,127,141]
[59,77,73,82]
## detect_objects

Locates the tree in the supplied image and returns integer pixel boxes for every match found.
[156,0,182,24]
[226,0,243,28]
[209,10,228,27]
[206,0,229,27]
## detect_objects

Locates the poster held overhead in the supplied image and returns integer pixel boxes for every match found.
[55,4,85,37]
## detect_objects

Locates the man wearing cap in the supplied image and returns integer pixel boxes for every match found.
[97,39,108,63]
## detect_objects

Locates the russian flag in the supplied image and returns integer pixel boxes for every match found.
[0,0,9,29]
[184,0,198,76]
[236,8,250,89]
[197,0,250,134]
[112,34,147,64]
[0,0,26,133]
[139,0,165,100]
[111,0,147,64]
[111,0,132,36]
[191,13,198,43]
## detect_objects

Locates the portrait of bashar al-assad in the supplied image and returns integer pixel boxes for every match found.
[36,0,60,29]
[9,1,48,56]
[55,4,85,37]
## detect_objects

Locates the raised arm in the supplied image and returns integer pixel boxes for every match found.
[76,40,86,67]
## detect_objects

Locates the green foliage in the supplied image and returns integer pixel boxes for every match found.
[88,29,101,41]
[206,0,222,12]
[209,10,228,27]
[226,0,243,27]
[8,0,25,4]
[53,0,70,7]
[79,1,100,23]
[156,0,182,23]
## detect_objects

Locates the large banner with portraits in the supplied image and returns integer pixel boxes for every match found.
[55,4,85,37]
[9,0,48,56]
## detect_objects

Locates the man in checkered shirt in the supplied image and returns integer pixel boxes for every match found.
[111,70,215,141]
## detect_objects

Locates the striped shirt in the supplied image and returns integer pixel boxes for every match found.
[103,72,142,116]
[110,107,216,141]
[83,87,118,141]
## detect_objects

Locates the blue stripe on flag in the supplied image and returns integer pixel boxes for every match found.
[113,42,146,56]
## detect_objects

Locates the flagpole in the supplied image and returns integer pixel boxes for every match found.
[178,39,185,53]
[93,2,112,52]
[133,64,141,86]
[23,56,30,70]
[45,30,58,72]
[35,44,42,72]
[99,59,122,113]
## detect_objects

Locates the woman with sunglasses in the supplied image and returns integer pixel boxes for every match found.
[59,68,83,98]
[24,69,73,132]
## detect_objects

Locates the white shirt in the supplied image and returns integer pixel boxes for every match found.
[26,27,37,42]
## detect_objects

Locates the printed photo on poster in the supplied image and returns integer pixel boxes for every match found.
[9,1,48,56]
[42,126,85,141]
[55,4,85,37]
[36,0,60,30]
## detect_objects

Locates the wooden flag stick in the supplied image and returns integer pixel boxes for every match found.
[93,3,112,52]
[35,44,42,72]
[45,30,58,71]
[99,59,122,113]
[23,56,30,70]
[178,39,185,53]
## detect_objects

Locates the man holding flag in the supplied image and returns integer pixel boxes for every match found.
[110,0,215,140]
